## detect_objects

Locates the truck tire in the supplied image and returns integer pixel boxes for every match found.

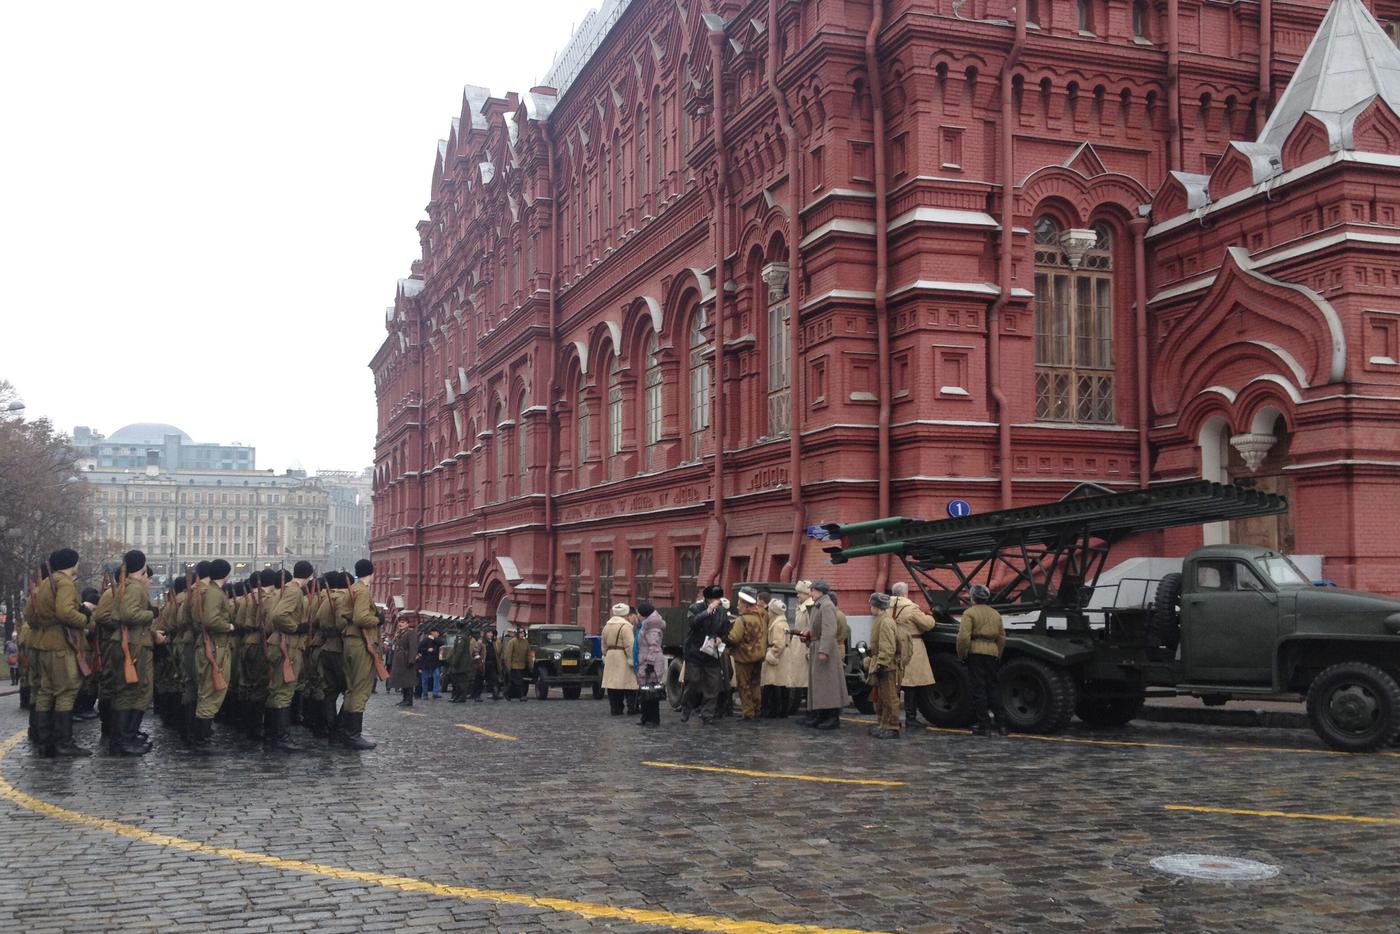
[998,657,1077,734]
[1145,573,1183,660]
[562,684,582,700]
[921,653,974,727]
[534,670,550,700]
[1075,686,1146,728]
[1305,662,1400,752]
[665,658,684,709]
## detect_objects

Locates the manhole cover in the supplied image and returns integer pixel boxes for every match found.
[1150,854,1280,881]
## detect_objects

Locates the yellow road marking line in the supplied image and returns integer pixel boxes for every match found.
[455,723,517,741]
[924,725,1400,758]
[643,760,904,787]
[844,716,878,724]
[0,731,885,934]
[400,711,426,717]
[1165,804,1400,826]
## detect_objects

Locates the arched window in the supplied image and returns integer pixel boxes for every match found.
[635,104,648,208]
[643,332,663,470]
[600,144,611,235]
[516,392,529,483]
[687,307,710,460]
[652,87,666,197]
[607,352,624,480]
[493,403,507,501]
[575,372,590,485]
[1033,216,1115,424]
[612,130,624,233]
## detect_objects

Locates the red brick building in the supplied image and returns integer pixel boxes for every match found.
[370,0,1400,625]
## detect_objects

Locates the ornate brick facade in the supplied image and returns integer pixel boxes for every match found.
[371,0,1400,625]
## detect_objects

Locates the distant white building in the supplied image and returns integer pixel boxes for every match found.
[73,423,255,472]
[316,468,374,572]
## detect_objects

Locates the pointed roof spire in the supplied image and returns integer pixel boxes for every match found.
[1258,0,1400,151]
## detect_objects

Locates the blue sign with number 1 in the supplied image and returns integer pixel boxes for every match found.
[947,499,972,518]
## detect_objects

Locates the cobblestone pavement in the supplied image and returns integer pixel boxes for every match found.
[0,694,1397,933]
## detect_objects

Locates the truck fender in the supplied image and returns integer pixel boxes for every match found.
[1275,635,1400,690]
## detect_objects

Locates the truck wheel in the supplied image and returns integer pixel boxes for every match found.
[534,671,549,700]
[1145,573,1183,660]
[562,684,582,700]
[998,657,1076,734]
[1075,689,1145,728]
[1306,662,1400,752]
[922,653,974,727]
[665,658,684,709]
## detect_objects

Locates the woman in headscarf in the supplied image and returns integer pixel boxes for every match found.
[760,597,790,718]
[634,601,666,727]
[601,602,639,715]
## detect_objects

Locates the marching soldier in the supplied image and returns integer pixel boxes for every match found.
[105,550,157,756]
[242,569,277,739]
[28,548,92,757]
[192,559,235,751]
[264,562,311,752]
[233,572,264,738]
[866,592,907,739]
[338,559,382,750]
[152,579,181,728]
[299,575,329,738]
[315,571,352,741]
[178,561,210,746]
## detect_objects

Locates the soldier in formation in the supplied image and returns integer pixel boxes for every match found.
[957,583,1007,736]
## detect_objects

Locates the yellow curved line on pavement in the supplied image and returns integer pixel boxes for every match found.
[0,731,886,934]
[455,723,517,741]
[1165,803,1400,825]
[924,725,1400,758]
[643,760,905,787]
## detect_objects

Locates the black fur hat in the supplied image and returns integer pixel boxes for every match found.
[293,560,314,580]
[259,568,279,588]
[48,548,79,572]
[195,560,211,579]
[172,577,188,595]
[123,549,147,575]
[702,585,724,600]
[208,559,232,581]
[354,558,374,578]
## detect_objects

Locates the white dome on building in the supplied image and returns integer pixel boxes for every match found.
[106,423,193,445]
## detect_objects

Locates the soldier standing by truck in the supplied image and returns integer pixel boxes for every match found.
[890,582,936,728]
[502,625,531,701]
[957,583,1006,736]
[727,587,767,721]
[866,593,907,739]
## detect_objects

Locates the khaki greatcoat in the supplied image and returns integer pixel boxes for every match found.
[891,596,936,687]
[600,615,638,690]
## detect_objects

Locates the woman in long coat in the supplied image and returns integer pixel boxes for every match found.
[760,598,790,718]
[601,603,638,716]
[803,582,849,729]
[388,620,420,707]
[635,604,666,727]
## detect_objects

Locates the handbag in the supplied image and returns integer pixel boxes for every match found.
[638,682,666,703]
[699,635,719,658]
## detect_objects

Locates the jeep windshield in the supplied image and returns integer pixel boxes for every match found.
[1256,554,1310,588]
[539,631,584,646]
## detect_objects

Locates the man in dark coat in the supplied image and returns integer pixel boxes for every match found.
[387,618,419,706]
[680,585,727,725]
[472,629,502,701]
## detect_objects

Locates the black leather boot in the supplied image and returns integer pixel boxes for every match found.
[117,710,151,756]
[99,699,113,738]
[53,711,92,757]
[129,710,153,750]
[28,706,42,744]
[339,712,375,750]
[35,710,56,757]
[190,717,216,754]
[267,708,297,752]
[289,692,303,726]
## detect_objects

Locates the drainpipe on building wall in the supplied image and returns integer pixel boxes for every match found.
[988,3,1025,511]
[706,14,729,585]
[1256,0,1272,130]
[865,0,893,591]
[543,118,559,625]
[1167,0,1181,171]
[770,0,805,584]
[1131,216,1151,489]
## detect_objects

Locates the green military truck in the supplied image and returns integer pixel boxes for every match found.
[825,481,1400,752]
[526,624,604,700]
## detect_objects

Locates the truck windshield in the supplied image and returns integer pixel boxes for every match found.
[1256,555,1310,587]
[541,631,584,646]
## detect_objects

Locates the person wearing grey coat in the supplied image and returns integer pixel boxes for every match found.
[388,623,420,706]
[804,583,848,729]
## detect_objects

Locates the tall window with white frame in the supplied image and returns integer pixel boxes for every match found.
[1033,216,1115,424]
[607,354,624,480]
[575,373,590,488]
[763,263,791,437]
[688,307,710,461]
[635,104,648,211]
[652,87,666,198]
[643,332,663,471]
[516,393,529,487]
[494,405,508,501]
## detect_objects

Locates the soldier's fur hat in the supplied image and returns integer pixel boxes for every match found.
[231,582,247,598]
[293,560,314,580]
[172,577,188,594]
[48,548,79,572]
[123,549,146,575]
[811,580,831,594]
[81,587,100,604]
[195,560,211,579]
[354,559,374,578]
[208,559,232,581]
[611,602,631,617]
[258,568,280,588]
[702,585,724,600]
[869,592,891,610]
[637,601,655,617]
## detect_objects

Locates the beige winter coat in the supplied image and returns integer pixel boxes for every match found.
[600,615,639,690]
[892,596,936,687]
[784,598,812,688]
[761,611,788,687]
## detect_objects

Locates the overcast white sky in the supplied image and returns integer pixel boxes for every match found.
[0,0,591,473]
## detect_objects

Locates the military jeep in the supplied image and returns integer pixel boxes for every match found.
[526,624,603,700]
